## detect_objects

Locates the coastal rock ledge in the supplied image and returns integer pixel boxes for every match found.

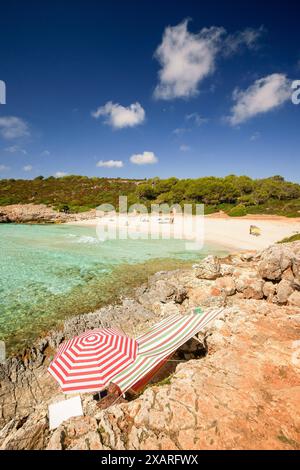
[0,242,300,450]
[0,204,95,223]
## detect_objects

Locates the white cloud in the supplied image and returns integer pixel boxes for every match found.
[0,164,10,172]
[96,159,124,168]
[185,112,208,126]
[4,145,27,154]
[228,73,291,125]
[173,127,189,135]
[41,150,50,156]
[55,171,68,178]
[250,132,261,141]
[172,127,189,135]
[223,27,265,56]
[179,144,191,152]
[23,165,33,172]
[0,116,29,139]
[154,20,223,100]
[91,101,145,129]
[130,151,158,165]
[154,20,263,100]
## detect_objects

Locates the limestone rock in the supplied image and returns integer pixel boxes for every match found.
[195,256,221,280]
[0,212,10,223]
[241,252,255,262]
[292,256,300,283]
[220,264,235,276]
[263,281,276,300]
[258,242,300,281]
[276,279,294,305]
[0,417,48,450]
[282,267,295,282]
[137,278,187,310]
[187,285,224,308]
[288,290,300,307]
[0,204,96,224]
[46,429,65,450]
[91,303,300,450]
[215,277,236,296]
[156,302,181,318]
[46,416,103,451]
[235,276,264,300]
[63,299,154,339]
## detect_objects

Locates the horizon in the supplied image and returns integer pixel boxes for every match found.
[0,173,300,185]
[0,0,300,181]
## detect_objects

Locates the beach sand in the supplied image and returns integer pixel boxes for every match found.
[67,213,300,252]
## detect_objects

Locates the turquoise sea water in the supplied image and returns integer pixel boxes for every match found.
[0,224,227,352]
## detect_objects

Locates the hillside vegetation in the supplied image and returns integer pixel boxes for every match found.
[278,234,300,243]
[0,174,300,217]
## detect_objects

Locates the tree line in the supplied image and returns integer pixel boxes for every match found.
[0,174,299,217]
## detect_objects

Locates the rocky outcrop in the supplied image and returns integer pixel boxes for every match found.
[276,279,294,304]
[214,276,236,296]
[195,255,221,280]
[136,274,188,312]
[2,299,299,451]
[194,242,300,307]
[89,301,299,451]
[258,242,300,282]
[257,242,300,305]
[1,242,300,450]
[0,271,192,429]
[288,291,300,306]
[0,301,155,428]
[234,274,264,300]
[0,204,96,224]
[0,211,10,223]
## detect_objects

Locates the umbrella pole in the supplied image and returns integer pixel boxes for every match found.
[192,335,203,344]
[165,359,186,362]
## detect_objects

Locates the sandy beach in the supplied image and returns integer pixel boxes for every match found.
[67,213,300,251]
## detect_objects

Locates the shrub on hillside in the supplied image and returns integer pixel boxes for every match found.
[228,204,247,217]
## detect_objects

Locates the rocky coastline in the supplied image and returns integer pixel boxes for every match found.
[0,204,96,224]
[0,242,300,450]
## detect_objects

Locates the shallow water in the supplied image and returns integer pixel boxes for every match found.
[0,224,227,352]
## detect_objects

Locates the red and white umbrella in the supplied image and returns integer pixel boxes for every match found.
[48,328,138,394]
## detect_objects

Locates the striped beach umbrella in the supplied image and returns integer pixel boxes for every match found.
[112,307,224,394]
[48,328,138,394]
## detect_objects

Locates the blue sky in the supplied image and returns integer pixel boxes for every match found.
[0,0,299,181]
